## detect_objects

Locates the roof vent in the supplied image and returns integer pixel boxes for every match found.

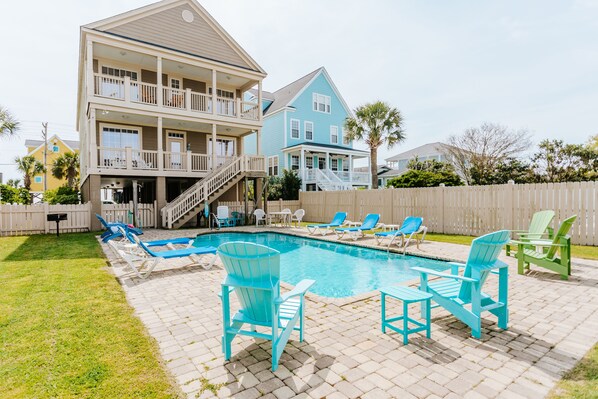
[182,10,194,23]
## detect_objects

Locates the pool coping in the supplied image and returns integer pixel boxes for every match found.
[195,227,466,307]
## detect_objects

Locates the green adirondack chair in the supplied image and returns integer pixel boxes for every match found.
[218,242,315,371]
[514,215,576,280]
[413,230,511,339]
[505,210,555,256]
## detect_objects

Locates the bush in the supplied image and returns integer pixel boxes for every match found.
[44,186,80,205]
[0,184,30,204]
[387,159,463,188]
[266,176,283,200]
[280,169,302,200]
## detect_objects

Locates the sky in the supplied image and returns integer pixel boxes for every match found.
[1,0,598,181]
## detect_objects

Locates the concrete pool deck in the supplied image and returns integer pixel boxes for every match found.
[101,226,598,398]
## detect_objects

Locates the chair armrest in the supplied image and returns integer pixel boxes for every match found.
[511,240,566,247]
[217,286,235,299]
[412,267,478,283]
[447,261,466,268]
[276,279,315,304]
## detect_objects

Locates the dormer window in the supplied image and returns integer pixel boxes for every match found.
[313,93,331,114]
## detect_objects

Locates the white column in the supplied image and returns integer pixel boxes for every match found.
[258,80,263,121]
[86,40,94,98]
[325,151,329,169]
[157,56,163,107]
[256,128,262,155]
[300,148,305,191]
[157,116,163,171]
[349,154,353,186]
[89,108,97,170]
[211,124,217,169]
[212,69,217,115]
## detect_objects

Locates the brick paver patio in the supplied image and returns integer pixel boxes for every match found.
[102,227,598,398]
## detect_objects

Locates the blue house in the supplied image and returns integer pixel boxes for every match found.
[245,67,370,191]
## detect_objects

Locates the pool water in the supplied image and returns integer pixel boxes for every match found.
[193,232,448,298]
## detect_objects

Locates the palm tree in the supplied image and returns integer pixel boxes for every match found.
[344,101,406,189]
[52,152,80,188]
[6,179,21,188]
[15,155,45,191]
[0,106,20,138]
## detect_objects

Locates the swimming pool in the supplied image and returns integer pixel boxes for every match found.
[193,232,448,298]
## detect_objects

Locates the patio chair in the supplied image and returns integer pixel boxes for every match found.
[514,215,576,280]
[291,209,305,227]
[95,213,143,243]
[217,206,235,227]
[111,227,217,279]
[253,208,269,226]
[413,230,510,339]
[374,216,427,252]
[218,242,315,371]
[335,213,380,240]
[505,210,555,256]
[306,212,347,236]
[231,211,244,226]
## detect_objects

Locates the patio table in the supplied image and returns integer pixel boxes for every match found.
[268,211,292,227]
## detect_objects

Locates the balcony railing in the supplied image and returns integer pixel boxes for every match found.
[98,147,211,173]
[301,168,371,185]
[92,73,260,121]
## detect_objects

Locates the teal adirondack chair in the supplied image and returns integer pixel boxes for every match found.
[505,210,555,256]
[413,230,510,339]
[218,242,315,371]
[515,215,576,280]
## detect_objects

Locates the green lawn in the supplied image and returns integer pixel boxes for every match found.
[0,233,179,398]
[549,343,598,398]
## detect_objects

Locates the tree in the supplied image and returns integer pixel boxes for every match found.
[266,176,283,200]
[0,106,19,138]
[344,101,405,189]
[444,122,532,185]
[532,139,598,182]
[52,151,80,189]
[0,184,30,204]
[587,134,598,152]
[280,169,302,200]
[43,186,80,205]
[387,159,463,188]
[6,179,21,188]
[471,158,535,185]
[14,155,45,191]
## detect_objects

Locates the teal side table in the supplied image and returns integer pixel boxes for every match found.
[380,285,433,344]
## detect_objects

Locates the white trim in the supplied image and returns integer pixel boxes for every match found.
[98,122,143,148]
[165,129,187,151]
[267,155,279,176]
[27,134,76,156]
[304,121,314,141]
[283,110,288,150]
[290,118,300,139]
[330,125,339,145]
[290,154,300,170]
[312,93,331,114]
[206,134,237,156]
[281,143,368,157]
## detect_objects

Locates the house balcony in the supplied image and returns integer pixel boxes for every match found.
[93,74,260,122]
[301,168,371,190]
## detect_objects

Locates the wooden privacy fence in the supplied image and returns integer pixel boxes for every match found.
[101,201,157,228]
[0,203,91,236]
[299,181,598,246]
[218,200,301,217]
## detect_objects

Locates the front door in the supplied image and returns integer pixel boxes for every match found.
[318,157,326,169]
[166,132,185,169]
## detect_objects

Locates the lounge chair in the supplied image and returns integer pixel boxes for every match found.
[217,206,235,227]
[505,210,555,256]
[375,216,427,251]
[111,227,217,279]
[335,213,380,240]
[306,212,347,236]
[218,242,315,371]
[514,215,576,280]
[413,230,511,339]
[95,213,143,243]
[291,209,305,227]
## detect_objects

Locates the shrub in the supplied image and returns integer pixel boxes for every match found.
[44,186,80,205]
[0,184,30,204]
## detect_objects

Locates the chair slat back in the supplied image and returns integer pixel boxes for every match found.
[400,216,423,234]
[217,206,229,219]
[331,212,347,225]
[546,215,577,259]
[96,213,110,229]
[458,230,510,302]
[527,210,555,238]
[361,214,380,230]
[218,242,281,323]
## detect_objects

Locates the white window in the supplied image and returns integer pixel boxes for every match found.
[290,119,300,139]
[101,66,138,81]
[34,176,43,183]
[330,126,339,144]
[304,121,314,141]
[209,88,235,99]
[343,159,350,171]
[101,126,140,149]
[291,155,300,170]
[313,93,331,113]
[306,156,313,169]
[170,78,181,89]
[331,159,339,171]
[268,156,279,176]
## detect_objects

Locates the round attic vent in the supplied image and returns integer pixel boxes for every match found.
[182,10,194,23]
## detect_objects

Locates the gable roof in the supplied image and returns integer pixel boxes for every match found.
[26,135,79,155]
[385,142,451,162]
[84,0,265,74]
[258,67,352,117]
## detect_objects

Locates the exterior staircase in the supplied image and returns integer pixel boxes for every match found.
[314,168,351,191]
[161,155,266,229]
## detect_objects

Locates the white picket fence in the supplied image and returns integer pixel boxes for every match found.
[0,201,157,236]
[0,203,92,236]
[299,181,598,245]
